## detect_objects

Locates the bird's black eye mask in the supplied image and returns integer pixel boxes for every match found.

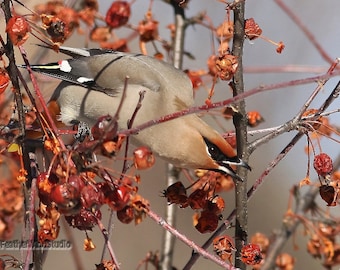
[202,136,239,164]
[202,136,251,182]
[202,136,241,180]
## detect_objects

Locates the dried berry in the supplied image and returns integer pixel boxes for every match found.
[209,196,225,215]
[188,189,207,210]
[90,26,111,42]
[105,1,130,29]
[306,234,322,259]
[214,54,238,81]
[37,172,59,205]
[216,21,234,40]
[67,175,85,192]
[37,204,60,243]
[6,15,30,46]
[50,183,81,215]
[84,237,95,251]
[245,18,262,40]
[314,153,333,176]
[276,41,285,53]
[251,232,270,253]
[275,253,295,269]
[195,210,219,233]
[100,183,131,211]
[77,0,98,26]
[133,146,155,170]
[81,184,104,209]
[91,115,117,141]
[65,207,101,230]
[184,69,203,90]
[42,16,68,43]
[319,185,337,206]
[202,196,225,216]
[138,12,159,43]
[241,243,263,265]
[247,111,264,127]
[163,181,188,207]
[117,205,134,224]
[0,68,10,94]
[213,235,235,262]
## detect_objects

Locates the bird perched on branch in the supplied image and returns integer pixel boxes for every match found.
[27,46,250,180]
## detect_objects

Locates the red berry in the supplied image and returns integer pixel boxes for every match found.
[100,182,131,211]
[163,181,188,207]
[65,207,101,230]
[319,185,337,206]
[0,68,10,94]
[195,210,219,233]
[67,175,85,192]
[81,184,104,209]
[50,183,81,215]
[133,146,155,170]
[6,15,30,46]
[37,172,59,205]
[313,153,333,176]
[105,1,130,29]
[241,243,262,265]
[117,205,134,224]
[91,115,117,141]
[188,189,207,210]
[244,18,262,40]
[213,235,235,262]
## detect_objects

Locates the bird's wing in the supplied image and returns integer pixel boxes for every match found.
[27,46,194,107]
[29,59,114,94]
[35,45,114,58]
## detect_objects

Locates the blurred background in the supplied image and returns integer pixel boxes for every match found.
[1,0,340,269]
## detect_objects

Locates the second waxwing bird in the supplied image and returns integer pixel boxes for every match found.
[27,47,251,181]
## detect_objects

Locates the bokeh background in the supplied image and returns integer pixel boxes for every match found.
[1,0,340,269]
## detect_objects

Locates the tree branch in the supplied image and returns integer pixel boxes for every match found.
[231,2,248,268]
[160,1,186,269]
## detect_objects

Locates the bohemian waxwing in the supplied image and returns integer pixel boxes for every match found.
[28,47,250,180]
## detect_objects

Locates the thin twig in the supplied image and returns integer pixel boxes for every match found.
[274,0,334,65]
[0,2,36,269]
[318,80,340,113]
[261,154,340,270]
[244,65,328,74]
[160,1,186,269]
[24,178,36,270]
[248,133,304,199]
[122,90,146,173]
[61,218,84,270]
[96,219,120,269]
[183,77,340,268]
[18,46,67,151]
[101,89,146,262]
[119,70,340,138]
[294,59,339,120]
[249,71,340,153]
[183,131,304,269]
[147,209,241,270]
[161,164,181,269]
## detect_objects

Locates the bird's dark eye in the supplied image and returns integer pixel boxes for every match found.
[202,137,225,162]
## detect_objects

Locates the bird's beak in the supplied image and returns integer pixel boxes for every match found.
[221,158,252,171]
[217,158,251,182]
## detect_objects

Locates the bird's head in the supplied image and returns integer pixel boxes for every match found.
[201,136,251,181]
[144,115,251,181]
[181,116,251,181]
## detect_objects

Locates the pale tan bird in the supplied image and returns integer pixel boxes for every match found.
[28,47,250,180]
